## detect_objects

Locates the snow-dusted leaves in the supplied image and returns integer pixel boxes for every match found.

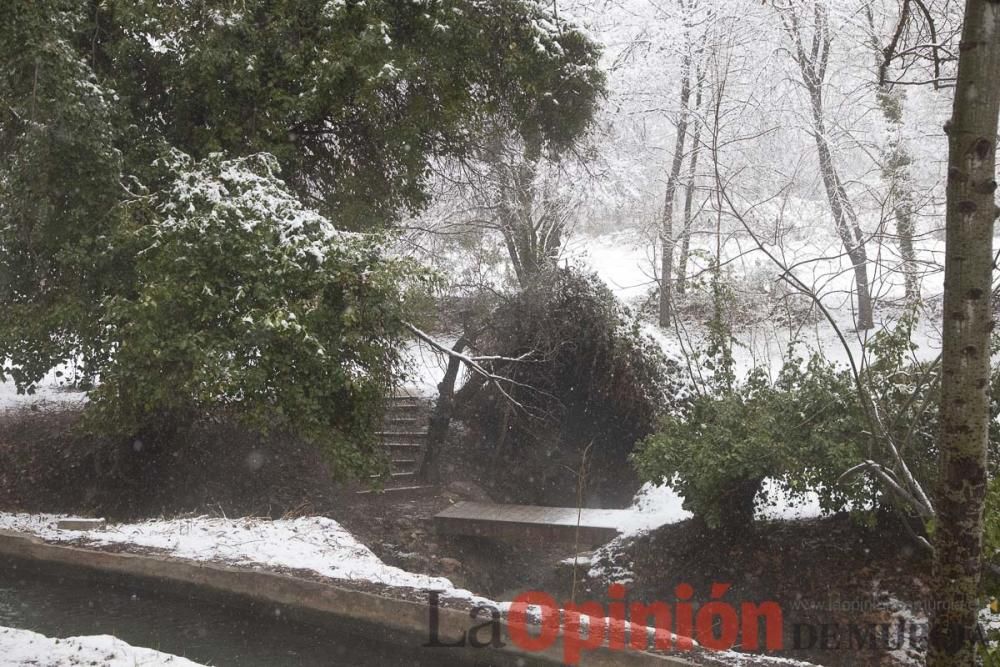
[88,152,422,479]
[152,151,349,263]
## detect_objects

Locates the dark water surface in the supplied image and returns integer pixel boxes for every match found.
[0,564,476,666]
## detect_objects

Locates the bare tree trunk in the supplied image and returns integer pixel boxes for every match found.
[882,106,921,305]
[659,50,693,327]
[499,158,537,288]
[495,143,564,289]
[419,336,470,484]
[810,97,875,329]
[677,69,704,296]
[928,1,1000,663]
[781,1,874,330]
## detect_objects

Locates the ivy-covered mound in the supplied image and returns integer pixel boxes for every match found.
[0,0,603,478]
[461,269,687,507]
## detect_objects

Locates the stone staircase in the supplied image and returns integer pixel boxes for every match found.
[358,393,435,495]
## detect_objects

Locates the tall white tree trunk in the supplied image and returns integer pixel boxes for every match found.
[659,50,693,327]
[780,1,875,330]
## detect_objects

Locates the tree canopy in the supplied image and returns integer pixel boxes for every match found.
[0,0,603,475]
[98,0,604,225]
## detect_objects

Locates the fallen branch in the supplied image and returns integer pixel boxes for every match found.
[404,321,536,410]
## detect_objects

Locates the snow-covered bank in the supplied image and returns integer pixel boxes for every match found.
[620,482,691,535]
[568,228,948,384]
[0,626,204,666]
[620,478,824,540]
[588,480,826,585]
[0,513,491,606]
[0,481,818,613]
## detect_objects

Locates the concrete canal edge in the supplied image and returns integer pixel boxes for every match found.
[0,530,694,666]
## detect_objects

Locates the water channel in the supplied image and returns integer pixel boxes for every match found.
[0,563,484,666]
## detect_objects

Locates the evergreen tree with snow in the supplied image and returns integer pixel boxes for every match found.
[0,0,603,477]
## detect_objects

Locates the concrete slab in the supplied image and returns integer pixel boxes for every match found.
[434,501,629,545]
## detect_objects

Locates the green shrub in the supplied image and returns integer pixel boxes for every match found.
[634,353,866,529]
[635,318,1000,531]
[82,152,424,478]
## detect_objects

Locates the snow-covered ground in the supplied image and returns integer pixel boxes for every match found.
[586,481,825,585]
[569,228,948,378]
[0,626,204,666]
[0,367,86,413]
[0,491,695,597]
[620,483,691,534]
[624,478,825,532]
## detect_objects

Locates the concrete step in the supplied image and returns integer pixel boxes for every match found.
[384,411,420,419]
[384,441,424,451]
[387,397,428,409]
[356,484,436,496]
[382,415,420,426]
[377,431,428,443]
[389,463,419,477]
[390,458,419,467]
[369,471,417,480]
[384,407,424,419]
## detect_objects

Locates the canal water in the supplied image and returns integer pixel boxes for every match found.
[0,565,478,666]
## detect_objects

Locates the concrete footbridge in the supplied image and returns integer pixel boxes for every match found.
[434,501,632,545]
